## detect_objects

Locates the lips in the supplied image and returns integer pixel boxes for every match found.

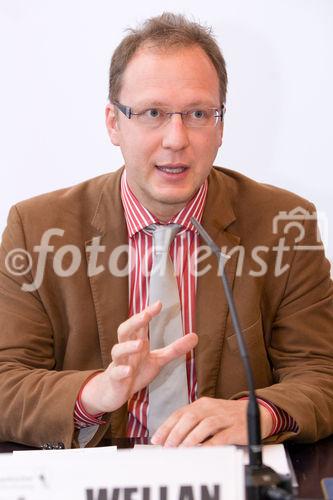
[156,163,188,174]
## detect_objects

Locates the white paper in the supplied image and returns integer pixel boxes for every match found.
[13,445,117,457]
[243,444,291,476]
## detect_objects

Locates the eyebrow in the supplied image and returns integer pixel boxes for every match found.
[133,100,219,108]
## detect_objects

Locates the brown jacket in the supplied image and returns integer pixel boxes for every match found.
[0,166,332,448]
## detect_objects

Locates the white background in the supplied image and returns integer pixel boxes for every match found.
[0,0,332,261]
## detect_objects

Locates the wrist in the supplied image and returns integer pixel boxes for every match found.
[80,371,107,415]
[238,396,274,438]
[259,404,274,438]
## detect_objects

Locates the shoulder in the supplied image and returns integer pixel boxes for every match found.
[5,168,124,245]
[211,165,315,214]
[12,168,123,228]
[208,166,319,246]
[15,170,120,213]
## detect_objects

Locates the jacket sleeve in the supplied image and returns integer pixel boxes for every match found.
[236,202,333,443]
[0,205,109,448]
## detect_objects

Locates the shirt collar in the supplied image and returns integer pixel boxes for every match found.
[121,169,208,238]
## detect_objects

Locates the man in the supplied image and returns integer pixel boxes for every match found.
[0,13,332,449]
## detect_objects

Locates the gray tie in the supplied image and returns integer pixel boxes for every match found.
[147,224,188,436]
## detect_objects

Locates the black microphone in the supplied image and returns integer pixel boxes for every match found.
[191,217,293,500]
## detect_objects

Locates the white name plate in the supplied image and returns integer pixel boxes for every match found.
[0,455,48,500]
[11,446,245,500]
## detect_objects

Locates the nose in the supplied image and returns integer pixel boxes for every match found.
[161,113,190,151]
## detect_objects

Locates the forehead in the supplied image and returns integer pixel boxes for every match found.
[119,45,220,106]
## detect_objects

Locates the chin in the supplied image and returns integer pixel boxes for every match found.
[155,192,194,207]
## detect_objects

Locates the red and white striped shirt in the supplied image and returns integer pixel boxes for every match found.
[74,171,298,437]
[123,171,206,437]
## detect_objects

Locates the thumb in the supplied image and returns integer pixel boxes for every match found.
[154,332,198,367]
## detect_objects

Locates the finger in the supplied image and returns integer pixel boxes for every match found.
[180,416,225,447]
[111,339,143,364]
[201,435,225,446]
[152,333,198,367]
[132,302,163,343]
[163,411,203,447]
[117,301,162,342]
[202,429,248,446]
[150,409,185,445]
[202,428,248,446]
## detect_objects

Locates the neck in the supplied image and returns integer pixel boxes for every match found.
[152,207,184,223]
[127,184,187,222]
[143,195,191,222]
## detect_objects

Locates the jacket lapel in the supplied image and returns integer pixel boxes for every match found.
[85,167,129,436]
[85,167,128,369]
[195,168,240,398]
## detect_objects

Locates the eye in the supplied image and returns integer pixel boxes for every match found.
[144,108,161,118]
[190,109,207,120]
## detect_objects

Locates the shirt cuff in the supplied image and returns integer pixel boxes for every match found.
[239,396,299,436]
[73,371,106,429]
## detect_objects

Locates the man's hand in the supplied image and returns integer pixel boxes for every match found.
[81,301,198,415]
[151,397,273,447]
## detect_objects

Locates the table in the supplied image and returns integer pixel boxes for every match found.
[285,435,333,499]
[1,435,332,499]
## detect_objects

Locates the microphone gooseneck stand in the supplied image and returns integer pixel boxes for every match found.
[191,217,293,500]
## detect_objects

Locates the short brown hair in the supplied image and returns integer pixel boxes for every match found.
[108,12,227,105]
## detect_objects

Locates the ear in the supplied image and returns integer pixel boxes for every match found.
[105,103,120,146]
[217,121,224,148]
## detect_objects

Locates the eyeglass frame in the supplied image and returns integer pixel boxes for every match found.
[111,100,226,126]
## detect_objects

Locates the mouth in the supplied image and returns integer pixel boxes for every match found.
[155,163,189,174]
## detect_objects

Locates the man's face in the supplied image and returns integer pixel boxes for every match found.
[106,44,223,221]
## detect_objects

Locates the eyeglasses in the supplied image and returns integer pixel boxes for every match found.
[112,101,226,128]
